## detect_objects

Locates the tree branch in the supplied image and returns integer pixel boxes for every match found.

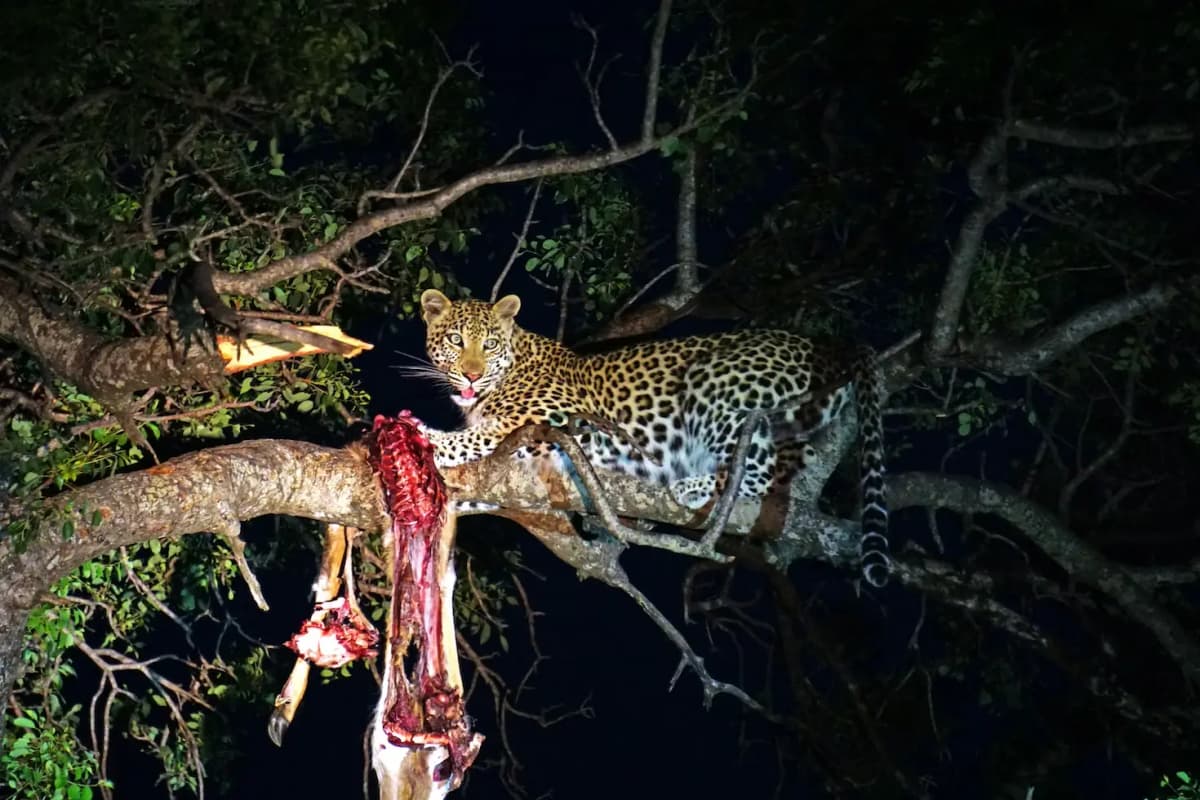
[1010,119,1193,149]
[888,471,1200,683]
[642,0,673,143]
[0,274,226,408]
[379,46,482,198]
[926,130,1008,361]
[211,0,736,300]
[958,282,1179,374]
[926,114,1192,364]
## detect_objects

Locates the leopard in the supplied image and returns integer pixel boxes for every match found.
[412,289,890,587]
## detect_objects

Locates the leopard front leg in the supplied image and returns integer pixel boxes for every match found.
[419,425,510,469]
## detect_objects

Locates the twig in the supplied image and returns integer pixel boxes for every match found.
[118,547,196,649]
[573,16,620,150]
[491,179,544,301]
[213,502,269,611]
[382,45,482,197]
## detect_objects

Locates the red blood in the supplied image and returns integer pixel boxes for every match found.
[285,597,379,668]
[365,412,481,788]
[368,412,446,535]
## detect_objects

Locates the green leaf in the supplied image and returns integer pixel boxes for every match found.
[406,245,424,263]
[268,167,286,177]
[1178,772,1193,785]
[324,221,339,240]
[297,400,314,413]
[11,715,37,729]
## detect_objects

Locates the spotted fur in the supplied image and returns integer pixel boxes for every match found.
[415,290,890,586]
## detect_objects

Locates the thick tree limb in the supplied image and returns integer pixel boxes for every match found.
[1010,120,1193,149]
[889,471,1200,684]
[958,282,1179,374]
[6,433,1196,733]
[0,441,386,714]
[927,116,1191,365]
[0,274,226,407]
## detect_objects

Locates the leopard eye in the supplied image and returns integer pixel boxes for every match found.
[447,332,464,347]
[482,337,498,351]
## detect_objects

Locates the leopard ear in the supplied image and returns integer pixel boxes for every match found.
[493,294,521,322]
[420,289,451,323]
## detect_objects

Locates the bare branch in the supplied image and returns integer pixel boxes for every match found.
[573,16,620,150]
[642,0,674,143]
[379,46,482,199]
[1057,364,1136,517]
[889,471,1200,683]
[959,282,1179,374]
[699,410,765,548]
[674,145,700,294]
[491,180,543,301]
[927,130,1008,361]
[1011,119,1193,149]
[212,91,751,297]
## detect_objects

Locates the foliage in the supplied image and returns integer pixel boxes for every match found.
[523,171,646,324]
[1151,773,1199,800]
[2,709,110,800]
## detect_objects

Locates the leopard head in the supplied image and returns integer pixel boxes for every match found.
[420,289,521,410]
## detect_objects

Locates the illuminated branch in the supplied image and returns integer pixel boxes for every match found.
[0,273,227,408]
[211,0,754,298]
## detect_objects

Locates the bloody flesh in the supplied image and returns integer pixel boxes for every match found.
[367,412,481,787]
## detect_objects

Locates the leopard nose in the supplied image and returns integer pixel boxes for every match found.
[464,371,482,382]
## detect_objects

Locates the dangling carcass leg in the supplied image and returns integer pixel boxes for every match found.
[268,523,352,746]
